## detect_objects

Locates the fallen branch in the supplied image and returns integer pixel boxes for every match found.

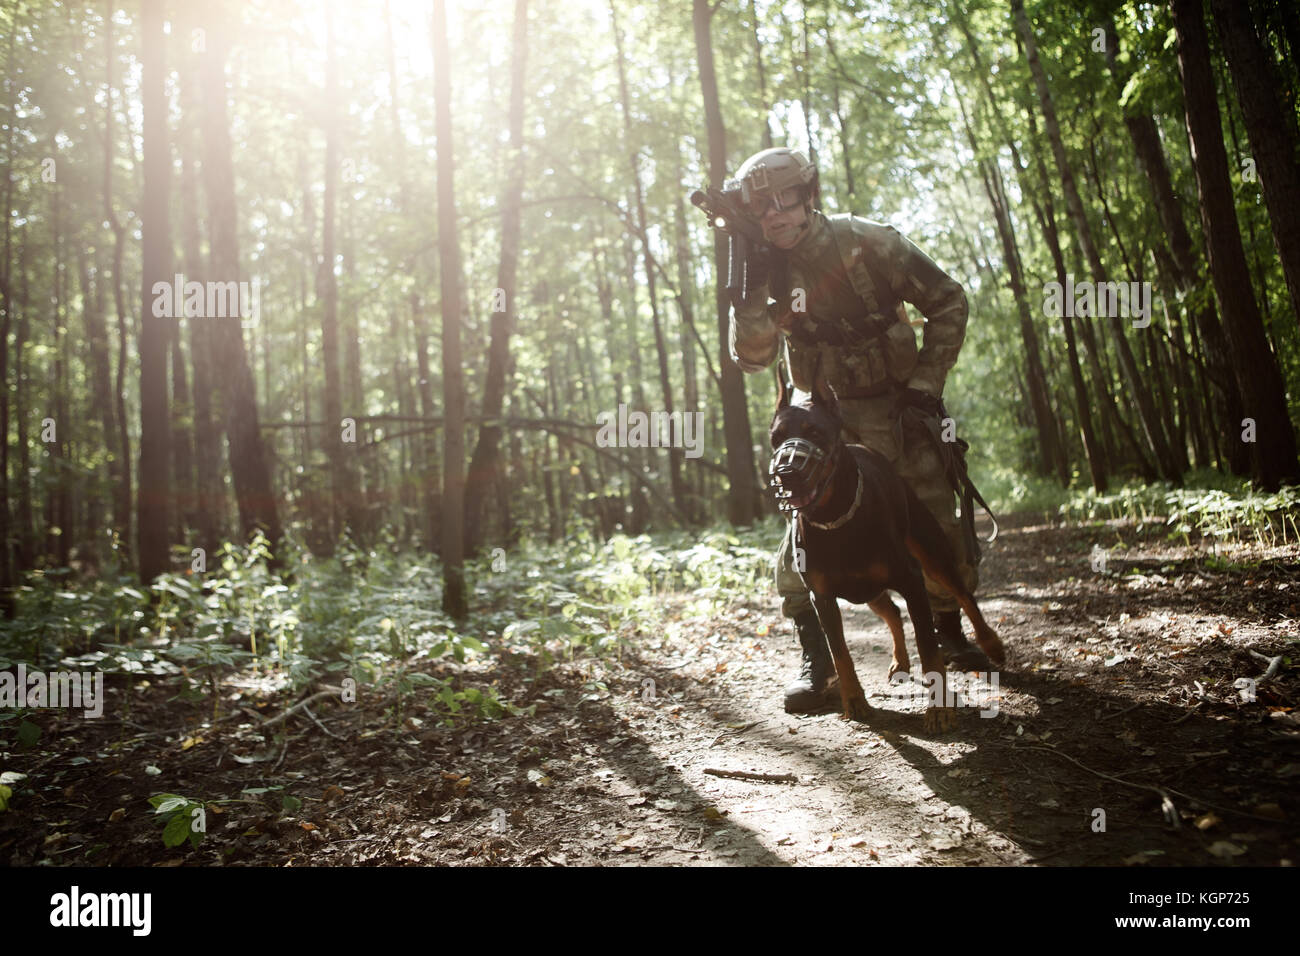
[262,687,345,728]
[703,767,798,784]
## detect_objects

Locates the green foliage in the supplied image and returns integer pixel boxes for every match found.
[0,771,26,811]
[148,793,210,849]
[1054,476,1300,545]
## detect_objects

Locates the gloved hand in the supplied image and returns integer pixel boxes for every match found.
[899,387,943,419]
[736,242,771,307]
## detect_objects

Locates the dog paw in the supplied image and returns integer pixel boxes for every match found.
[976,630,1007,667]
[887,660,911,682]
[923,705,958,734]
[840,696,872,722]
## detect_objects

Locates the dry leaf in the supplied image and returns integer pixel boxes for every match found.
[1207,841,1246,858]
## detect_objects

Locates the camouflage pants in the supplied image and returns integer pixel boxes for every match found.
[775,391,978,618]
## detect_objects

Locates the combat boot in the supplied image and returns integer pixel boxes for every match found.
[784,609,839,713]
[935,610,992,672]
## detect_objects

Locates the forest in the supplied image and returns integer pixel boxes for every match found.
[1,0,1298,871]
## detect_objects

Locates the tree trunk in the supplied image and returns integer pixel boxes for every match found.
[748,0,774,149]
[1022,91,1108,489]
[102,0,132,555]
[1210,0,1300,327]
[433,0,467,618]
[1103,18,1245,474]
[1171,0,1300,488]
[1013,0,1180,482]
[694,0,759,525]
[138,0,170,583]
[176,0,222,555]
[466,0,528,556]
[610,0,688,522]
[319,1,349,547]
[956,93,1066,485]
[199,4,285,553]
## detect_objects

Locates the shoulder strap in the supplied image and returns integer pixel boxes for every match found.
[827,215,880,316]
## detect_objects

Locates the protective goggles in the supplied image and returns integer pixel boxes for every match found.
[743,186,804,218]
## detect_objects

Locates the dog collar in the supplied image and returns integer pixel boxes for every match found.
[801,466,863,530]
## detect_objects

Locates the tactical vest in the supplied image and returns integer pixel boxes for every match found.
[777,215,919,398]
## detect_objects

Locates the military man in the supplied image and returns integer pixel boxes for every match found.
[725,146,992,714]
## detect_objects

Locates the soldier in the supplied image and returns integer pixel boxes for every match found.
[726,146,993,714]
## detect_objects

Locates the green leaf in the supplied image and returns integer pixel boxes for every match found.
[152,795,189,815]
[162,812,192,848]
[281,794,302,812]
[16,720,39,748]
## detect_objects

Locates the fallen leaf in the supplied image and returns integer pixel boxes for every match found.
[108,808,125,823]
[1194,813,1221,831]
[1207,841,1246,858]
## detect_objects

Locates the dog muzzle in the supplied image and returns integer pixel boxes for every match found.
[769,437,835,514]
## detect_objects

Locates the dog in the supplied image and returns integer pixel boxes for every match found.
[768,368,1006,732]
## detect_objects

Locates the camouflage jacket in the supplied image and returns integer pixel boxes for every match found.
[728,211,968,398]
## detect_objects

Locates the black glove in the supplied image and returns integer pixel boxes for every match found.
[728,233,771,308]
[900,387,943,419]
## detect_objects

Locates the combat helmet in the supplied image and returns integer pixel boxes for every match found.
[732,147,820,216]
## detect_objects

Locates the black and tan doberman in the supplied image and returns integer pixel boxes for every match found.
[768,369,1006,732]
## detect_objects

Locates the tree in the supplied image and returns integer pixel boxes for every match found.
[694,0,760,526]
[1170,0,1300,489]
[433,0,467,618]
[1209,0,1300,327]
[199,1,284,552]
[137,0,171,583]
[465,0,529,556]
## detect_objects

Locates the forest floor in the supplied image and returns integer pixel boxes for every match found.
[5,514,1300,867]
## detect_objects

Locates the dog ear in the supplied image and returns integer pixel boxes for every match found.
[776,361,791,410]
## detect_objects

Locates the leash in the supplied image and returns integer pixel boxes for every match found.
[892,398,998,563]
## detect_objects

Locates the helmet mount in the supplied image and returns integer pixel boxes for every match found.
[732,147,820,245]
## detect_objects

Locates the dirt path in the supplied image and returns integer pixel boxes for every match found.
[6,515,1299,866]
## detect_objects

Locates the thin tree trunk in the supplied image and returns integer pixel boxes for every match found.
[1170,0,1300,488]
[102,0,132,554]
[433,0,467,618]
[611,0,687,522]
[1210,0,1300,326]
[1013,0,1180,482]
[199,3,285,554]
[956,92,1066,485]
[748,0,774,149]
[138,0,171,583]
[466,0,528,556]
[694,0,759,525]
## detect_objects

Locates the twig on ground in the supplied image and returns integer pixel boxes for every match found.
[301,704,343,740]
[1100,702,1142,722]
[703,767,798,783]
[263,687,343,728]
